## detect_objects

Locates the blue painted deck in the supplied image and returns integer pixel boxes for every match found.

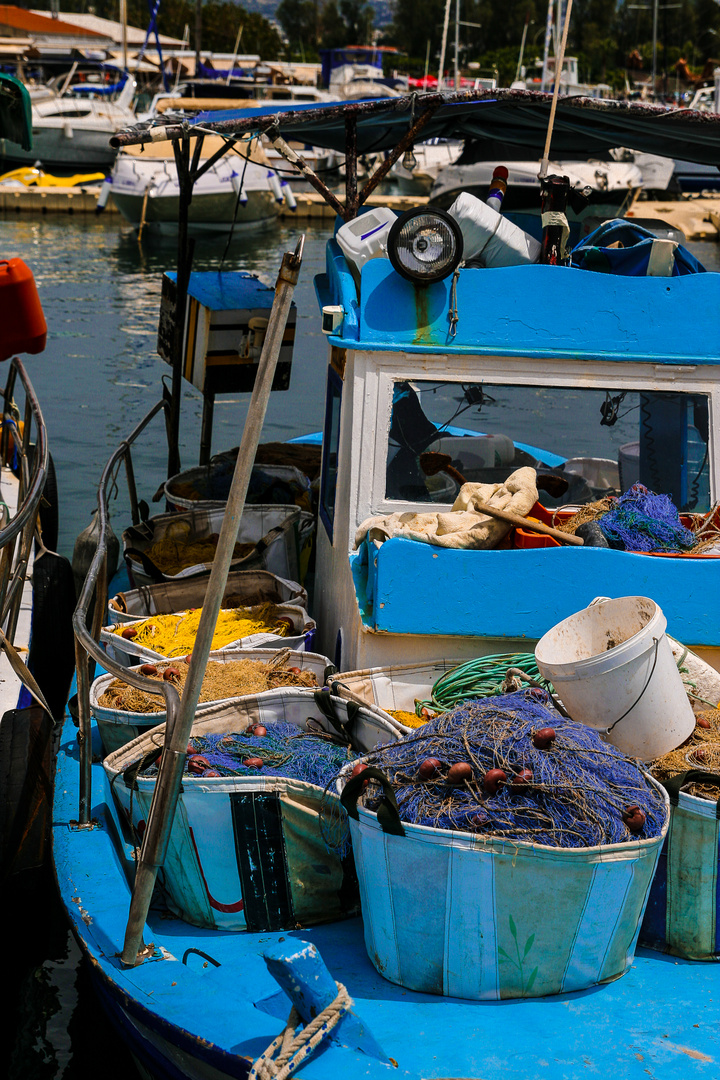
[354,538,720,646]
[53,706,720,1080]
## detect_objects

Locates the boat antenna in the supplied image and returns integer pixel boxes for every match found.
[538,0,574,179]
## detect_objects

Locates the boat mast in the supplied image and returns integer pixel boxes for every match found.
[540,0,553,91]
[438,0,451,90]
[454,0,460,89]
[119,0,128,73]
[515,12,531,84]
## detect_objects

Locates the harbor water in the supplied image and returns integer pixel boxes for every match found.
[2,209,718,1079]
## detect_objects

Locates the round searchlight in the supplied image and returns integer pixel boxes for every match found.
[387,207,463,284]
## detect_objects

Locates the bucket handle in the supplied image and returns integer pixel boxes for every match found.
[341,765,406,837]
[605,635,660,735]
[660,770,720,819]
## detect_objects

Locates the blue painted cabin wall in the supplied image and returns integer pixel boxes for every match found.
[354,539,720,646]
[319,250,720,363]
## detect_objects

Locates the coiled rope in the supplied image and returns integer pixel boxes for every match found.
[249,982,352,1080]
[417,653,552,714]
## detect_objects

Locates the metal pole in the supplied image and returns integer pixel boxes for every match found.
[652,0,658,100]
[540,0,554,92]
[515,13,530,84]
[454,0,460,90]
[168,134,193,480]
[195,0,202,69]
[119,0,128,73]
[226,25,243,85]
[438,0,451,90]
[120,237,305,967]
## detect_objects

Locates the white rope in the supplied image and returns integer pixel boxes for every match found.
[249,982,352,1080]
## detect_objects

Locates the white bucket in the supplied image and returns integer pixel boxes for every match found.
[535,596,695,761]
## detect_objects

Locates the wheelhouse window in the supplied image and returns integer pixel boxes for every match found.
[320,367,343,537]
[385,380,711,513]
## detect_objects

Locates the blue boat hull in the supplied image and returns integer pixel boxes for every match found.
[53,705,720,1080]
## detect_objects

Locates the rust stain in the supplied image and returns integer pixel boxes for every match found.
[413,284,438,346]
[663,1041,713,1062]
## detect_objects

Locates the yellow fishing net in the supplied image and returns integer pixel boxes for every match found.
[387,708,428,729]
[112,603,293,657]
[650,709,720,800]
[98,656,318,714]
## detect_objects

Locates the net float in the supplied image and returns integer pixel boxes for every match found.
[288,666,302,674]
[695,747,708,761]
[185,654,193,664]
[622,806,646,833]
[202,769,221,777]
[243,757,264,769]
[188,755,211,774]
[532,727,556,749]
[121,626,137,640]
[251,724,268,737]
[140,664,158,677]
[163,667,181,682]
[511,768,534,787]
[447,762,473,785]
[697,716,712,729]
[351,761,369,788]
[418,757,442,780]
[483,768,507,795]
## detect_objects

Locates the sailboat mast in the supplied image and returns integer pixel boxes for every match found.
[119,0,128,71]
[540,0,553,91]
[438,0,451,90]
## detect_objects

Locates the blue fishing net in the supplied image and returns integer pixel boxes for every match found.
[360,689,667,848]
[180,721,356,787]
[598,483,697,553]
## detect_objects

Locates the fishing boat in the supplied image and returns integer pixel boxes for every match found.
[0,74,74,878]
[53,88,720,1079]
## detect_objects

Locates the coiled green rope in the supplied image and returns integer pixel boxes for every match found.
[417,653,553,714]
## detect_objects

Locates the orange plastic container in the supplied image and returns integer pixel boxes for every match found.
[0,258,47,361]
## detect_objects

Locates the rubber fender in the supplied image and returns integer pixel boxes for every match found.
[0,259,47,362]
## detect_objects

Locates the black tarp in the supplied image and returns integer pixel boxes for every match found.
[113,89,720,168]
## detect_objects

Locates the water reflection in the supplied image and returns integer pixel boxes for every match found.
[1,214,330,555]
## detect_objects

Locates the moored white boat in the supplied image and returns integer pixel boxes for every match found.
[110,135,288,234]
[0,77,137,173]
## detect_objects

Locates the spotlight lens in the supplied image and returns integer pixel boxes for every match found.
[388,208,463,283]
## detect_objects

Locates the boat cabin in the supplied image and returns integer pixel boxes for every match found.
[314,242,720,670]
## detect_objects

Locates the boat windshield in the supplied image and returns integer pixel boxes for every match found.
[385,380,711,512]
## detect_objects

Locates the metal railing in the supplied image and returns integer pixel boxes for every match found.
[71,397,182,826]
[0,357,49,650]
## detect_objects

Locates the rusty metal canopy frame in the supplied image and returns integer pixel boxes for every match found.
[110,89,720,219]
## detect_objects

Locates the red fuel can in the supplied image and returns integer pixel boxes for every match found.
[0,258,47,361]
